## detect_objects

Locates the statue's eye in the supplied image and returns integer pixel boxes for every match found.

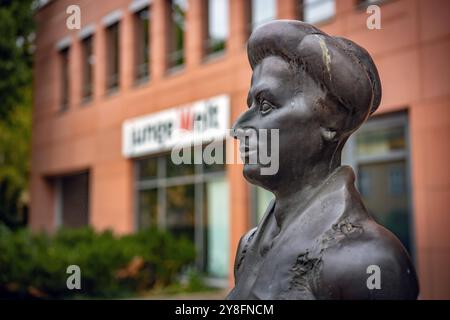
[261,101,273,115]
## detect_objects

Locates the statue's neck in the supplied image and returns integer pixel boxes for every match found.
[272,164,340,229]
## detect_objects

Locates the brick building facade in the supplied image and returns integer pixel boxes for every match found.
[32,0,450,298]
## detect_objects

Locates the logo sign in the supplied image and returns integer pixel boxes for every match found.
[66,5,81,30]
[66,265,81,290]
[122,94,230,158]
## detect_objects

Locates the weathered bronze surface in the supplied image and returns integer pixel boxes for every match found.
[228,20,419,300]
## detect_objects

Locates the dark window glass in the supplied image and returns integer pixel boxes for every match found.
[166,184,195,242]
[59,47,70,111]
[167,0,187,68]
[356,125,406,157]
[59,172,89,228]
[81,35,93,101]
[105,22,120,91]
[357,0,382,6]
[166,147,196,177]
[202,142,226,173]
[138,189,158,229]
[134,7,150,82]
[347,115,412,254]
[358,160,411,252]
[138,157,158,180]
[204,0,228,55]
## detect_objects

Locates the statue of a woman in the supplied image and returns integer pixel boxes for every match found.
[227,20,419,300]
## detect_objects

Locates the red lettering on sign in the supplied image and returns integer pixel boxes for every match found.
[179,109,193,131]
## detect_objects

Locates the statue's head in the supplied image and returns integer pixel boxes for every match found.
[232,20,382,192]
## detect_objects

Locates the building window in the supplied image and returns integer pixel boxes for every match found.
[251,186,274,226]
[357,0,385,7]
[59,47,70,111]
[204,0,228,56]
[248,0,277,32]
[135,143,229,279]
[55,172,90,228]
[81,35,94,102]
[105,22,120,92]
[134,7,150,83]
[342,112,413,254]
[167,0,187,70]
[298,0,335,25]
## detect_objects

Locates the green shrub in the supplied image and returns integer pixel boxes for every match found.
[0,224,196,299]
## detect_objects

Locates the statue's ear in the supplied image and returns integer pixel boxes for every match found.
[320,127,337,142]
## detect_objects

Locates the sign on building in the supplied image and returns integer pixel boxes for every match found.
[122,94,230,158]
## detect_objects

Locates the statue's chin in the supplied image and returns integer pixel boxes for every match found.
[243,163,275,190]
[243,163,260,183]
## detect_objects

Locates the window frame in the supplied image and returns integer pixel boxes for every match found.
[248,0,277,33]
[342,111,416,261]
[54,171,90,229]
[203,0,228,58]
[134,143,227,276]
[166,0,187,72]
[81,35,94,103]
[58,46,70,112]
[105,21,121,93]
[297,0,336,26]
[133,6,150,84]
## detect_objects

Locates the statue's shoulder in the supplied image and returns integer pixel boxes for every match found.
[319,219,419,299]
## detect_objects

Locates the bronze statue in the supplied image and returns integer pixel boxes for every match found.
[228,20,419,300]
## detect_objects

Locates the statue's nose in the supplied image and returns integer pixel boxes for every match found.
[231,108,254,139]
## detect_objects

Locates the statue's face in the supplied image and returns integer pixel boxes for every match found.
[233,55,330,191]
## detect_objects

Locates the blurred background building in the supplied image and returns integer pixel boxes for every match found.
[31,0,450,298]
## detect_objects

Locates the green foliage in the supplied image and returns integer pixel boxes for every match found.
[0,0,34,121]
[0,225,196,299]
[184,268,209,293]
[0,88,31,228]
[0,0,34,228]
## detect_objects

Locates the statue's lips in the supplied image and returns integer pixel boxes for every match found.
[239,145,257,161]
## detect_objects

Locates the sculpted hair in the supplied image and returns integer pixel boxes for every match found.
[247,20,382,133]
